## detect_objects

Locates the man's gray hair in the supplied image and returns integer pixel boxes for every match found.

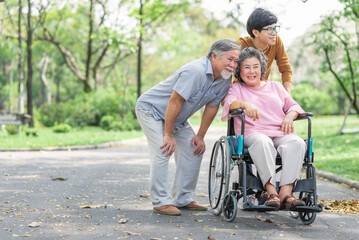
[234,47,268,82]
[207,39,240,59]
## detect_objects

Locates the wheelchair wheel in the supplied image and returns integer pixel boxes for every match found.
[222,193,237,222]
[208,140,226,215]
[299,193,317,225]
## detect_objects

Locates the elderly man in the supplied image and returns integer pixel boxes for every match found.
[136,39,240,215]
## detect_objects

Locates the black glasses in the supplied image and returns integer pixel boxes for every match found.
[261,25,280,34]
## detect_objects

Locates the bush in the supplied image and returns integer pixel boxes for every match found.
[100,115,114,131]
[5,125,18,135]
[38,103,69,127]
[37,87,139,129]
[25,128,38,137]
[53,124,72,133]
[292,83,337,115]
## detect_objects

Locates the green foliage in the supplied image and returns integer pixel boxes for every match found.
[53,124,72,133]
[99,115,114,131]
[310,2,359,115]
[25,128,39,137]
[38,87,138,129]
[292,83,337,115]
[5,125,18,135]
[38,103,69,127]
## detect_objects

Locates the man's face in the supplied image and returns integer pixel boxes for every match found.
[212,49,240,80]
[254,23,279,46]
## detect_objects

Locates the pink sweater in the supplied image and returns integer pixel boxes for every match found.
[222,81,304,139]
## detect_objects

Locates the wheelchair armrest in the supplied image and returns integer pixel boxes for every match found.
[294,112,313,121]
[228,108,245,136]
[230,108,244,118]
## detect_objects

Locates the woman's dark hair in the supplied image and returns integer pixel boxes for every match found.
[234,47,268,82]
[247,8,277,38]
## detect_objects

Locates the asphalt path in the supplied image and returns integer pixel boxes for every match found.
[0,126,358,240]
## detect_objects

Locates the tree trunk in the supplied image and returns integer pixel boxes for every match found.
[26,0,34,127]
[40,54,51,105]
[85,0,94,92]
[18,0,25,114]
[137,0,143,99]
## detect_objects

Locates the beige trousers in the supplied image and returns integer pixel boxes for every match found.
[244,133,306,187]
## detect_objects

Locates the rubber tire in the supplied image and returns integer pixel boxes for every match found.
[222,193,238,222]
[208,140,225,215]
[299,194,317,225]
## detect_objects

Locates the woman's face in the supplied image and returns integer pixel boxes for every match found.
[240,57,262,88]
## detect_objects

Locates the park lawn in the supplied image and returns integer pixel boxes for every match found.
[0,126,144,148]
[294,115,359,182]
[0,115,358,181]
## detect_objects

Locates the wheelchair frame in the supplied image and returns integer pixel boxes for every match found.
[208,109,323,225]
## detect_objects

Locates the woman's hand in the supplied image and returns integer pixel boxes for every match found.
[244,102,260,121]
[281,111,298,134]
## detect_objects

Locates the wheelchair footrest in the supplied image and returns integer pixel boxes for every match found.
[290,204,323,213]
[243,204,277,212]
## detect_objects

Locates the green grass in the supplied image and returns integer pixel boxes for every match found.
[294,115,359,182]
[0,126,144,148]
[1,115,358,181]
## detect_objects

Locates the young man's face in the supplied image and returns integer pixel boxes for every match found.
[253,24,279,46]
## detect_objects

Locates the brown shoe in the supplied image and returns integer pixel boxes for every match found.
[153,205,181,215]
[179,201,207,211]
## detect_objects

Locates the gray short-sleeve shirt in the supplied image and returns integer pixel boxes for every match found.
[136,57,231,129]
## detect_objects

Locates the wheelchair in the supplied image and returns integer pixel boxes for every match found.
[208,109,323,225]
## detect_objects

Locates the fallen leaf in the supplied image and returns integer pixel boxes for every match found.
[256,216,274,223]
[51,177,68,181]
[28,222,41,228]
[208,235,216,240]
[79,204,102,209]
[84,214,92,219]
[119,218,129,224]
[140,193,150,198]
[124,231,141,236]
[196,192,209,197]
[318,199,359,214]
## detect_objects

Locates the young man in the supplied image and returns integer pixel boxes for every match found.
[236,8,292,93]
[136,39,240,215]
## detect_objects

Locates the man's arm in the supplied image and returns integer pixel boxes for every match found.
[192,104,219,156]
[161,91,185,157]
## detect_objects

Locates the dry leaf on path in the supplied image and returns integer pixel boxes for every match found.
[119,218,129,224]
[79,204,102,209]
[318,199,359,214]
[124,231,141,236]
[256,216,274,223]
[28,222,41,228]
[140,193,150,198]
[196,192,209,197]
[51,177,68,181]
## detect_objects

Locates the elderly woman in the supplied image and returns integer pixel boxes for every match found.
[222,47,305,210]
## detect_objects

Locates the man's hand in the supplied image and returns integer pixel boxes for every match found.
[160,135,176,157]
[191,135,206,156]
[244,102,260,121]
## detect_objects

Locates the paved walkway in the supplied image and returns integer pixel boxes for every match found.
[0,126,358,239]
